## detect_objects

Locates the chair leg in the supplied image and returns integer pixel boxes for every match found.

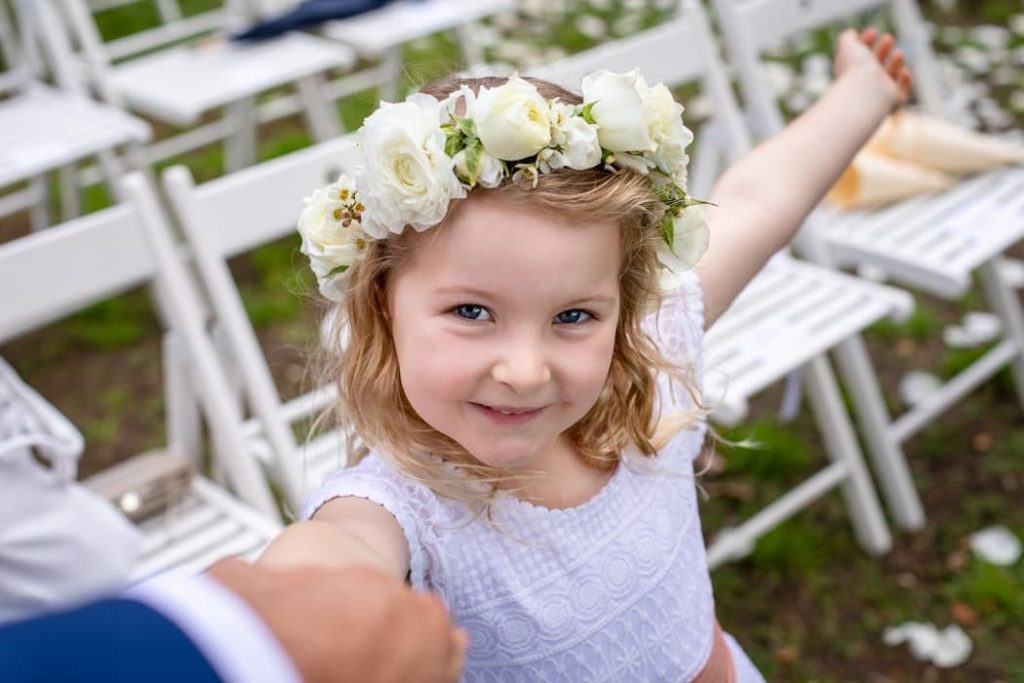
[803,355,893,555]
[454,22,484,67]
[980,258,1024,409]
[224,98,258,172]
[833,335,926,531]
[28,175,50,231]
[58,164,80,220]
[163,332,203,463]
[381,46,402,102]
[296,75,341,142]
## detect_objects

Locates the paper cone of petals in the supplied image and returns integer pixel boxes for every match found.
[827,150,955,209]
[866,111,1024,175]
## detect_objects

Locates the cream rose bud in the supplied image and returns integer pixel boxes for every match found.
[656,204,710,272]
[474,75,552,161]
[581,69,653,153]
[554,113,601,170]
[453,146,505,188]
[640,80,694,177]
[357,94,466,237]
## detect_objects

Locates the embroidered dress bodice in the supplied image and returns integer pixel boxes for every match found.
[304,271,755,681]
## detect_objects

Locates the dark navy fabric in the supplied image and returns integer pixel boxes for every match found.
[233,0,394,41]
[0,598,222,682]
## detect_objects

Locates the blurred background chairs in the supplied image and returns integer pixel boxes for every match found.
[712,0,1024,531]
[29,0,353,171]
[0,171,281,580]
[0,0,148,229]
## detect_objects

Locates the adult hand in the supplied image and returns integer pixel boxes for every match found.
[208,559,465,683]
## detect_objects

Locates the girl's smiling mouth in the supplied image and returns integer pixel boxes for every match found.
[470,403,547,425]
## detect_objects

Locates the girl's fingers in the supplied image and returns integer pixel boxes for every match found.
[887,50,905,78]
[860,27,878,46]
[873,34,895,64]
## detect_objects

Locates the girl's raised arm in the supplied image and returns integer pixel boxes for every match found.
[698,28,912,327]
[258,498,411,581]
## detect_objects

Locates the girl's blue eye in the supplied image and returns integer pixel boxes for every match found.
[555,309,592,325]
[454,304,491,321]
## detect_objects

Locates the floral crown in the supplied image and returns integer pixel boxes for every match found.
[298,71,709,302]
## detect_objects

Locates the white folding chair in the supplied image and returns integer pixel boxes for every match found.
[0,0,148,228]
[713,0,1024,530]
[0,172,281,579]
[257,0,515,103]
[163,138,361,512]
[31,0,354,171]
[531,0,913,566]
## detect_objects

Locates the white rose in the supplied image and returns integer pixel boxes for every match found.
[297,176,372,301]
[656,203,709,273]
[581,69,653,152]
[474,75,552,161]
[638,79,694,178]
[357,94,466,238]
[549,101,602,170]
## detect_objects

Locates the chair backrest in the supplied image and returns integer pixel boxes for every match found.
[163,136,362,509]
[35,0,253,103]
[0,172,277,515]
[711,0,946,137]
[527,0,752,196]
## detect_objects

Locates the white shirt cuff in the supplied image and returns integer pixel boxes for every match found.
[126,572,301,683]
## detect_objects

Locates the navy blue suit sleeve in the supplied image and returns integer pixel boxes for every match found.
[0,598,223,682]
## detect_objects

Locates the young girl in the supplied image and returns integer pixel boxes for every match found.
[262,27,911,681]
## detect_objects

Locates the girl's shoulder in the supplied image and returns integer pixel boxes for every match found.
[301,451,461,589]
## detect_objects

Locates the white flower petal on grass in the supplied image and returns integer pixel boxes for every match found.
[1011,14,1024,37]
[574,14,608,41]
[898,371,942,408]
[883,623,972,668]
[942,312,1002,349]
[969,526,1023,566]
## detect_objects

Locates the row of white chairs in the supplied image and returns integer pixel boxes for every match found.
[2,0,1022,580]
[0,0,513,228]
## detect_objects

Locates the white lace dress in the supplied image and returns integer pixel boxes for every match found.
[303,270,765,681]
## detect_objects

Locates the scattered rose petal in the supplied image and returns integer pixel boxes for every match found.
[951,601,978,627]
[899,371,942,408]
[574,14,608,40]
[969,525,1023,566]
[971,432,993,453]
[883,622,972,668]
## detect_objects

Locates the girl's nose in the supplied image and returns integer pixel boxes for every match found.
[491,336,552,392]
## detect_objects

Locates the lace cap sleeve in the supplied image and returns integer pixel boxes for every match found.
[301,454,433,589]
[643,269,706,422]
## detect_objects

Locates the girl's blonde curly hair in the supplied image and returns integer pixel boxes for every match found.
[317,75,704,507]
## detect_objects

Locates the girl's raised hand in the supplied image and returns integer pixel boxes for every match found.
[833,27,912,107]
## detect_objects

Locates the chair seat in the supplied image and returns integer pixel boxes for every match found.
[131,476,281,580]
[705,255,913,423]
[0,85,149,187]
[321,0,514,55]
[109,33,355,125]
[817,166,1024,299]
